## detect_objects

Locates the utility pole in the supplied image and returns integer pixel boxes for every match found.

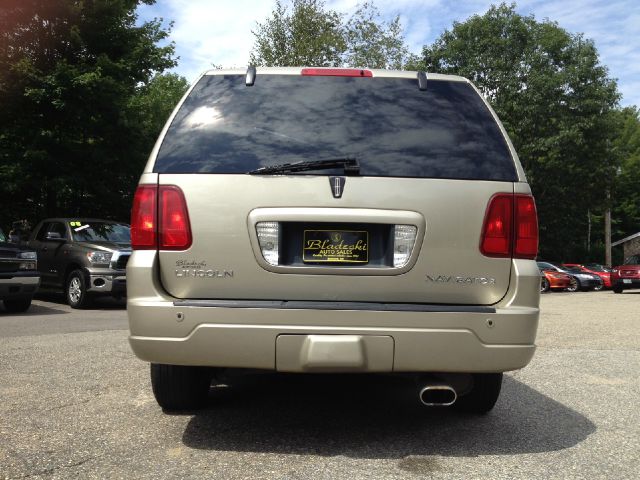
[605,191,612,267]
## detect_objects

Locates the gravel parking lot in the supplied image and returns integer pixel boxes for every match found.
[1,291,638,479]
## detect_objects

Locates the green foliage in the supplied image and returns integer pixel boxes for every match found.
[418,3,621,261]
[250,0,415,69]
[0,0,184,229]
[611,107,640,239]
[250,0,346,67]
[344,2,415,69]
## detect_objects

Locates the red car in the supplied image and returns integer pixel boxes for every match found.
[540,269,572,292]
[563,263,611,289]
[611,255,640,293]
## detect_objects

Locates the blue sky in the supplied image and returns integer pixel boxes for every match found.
[137,0,640,107]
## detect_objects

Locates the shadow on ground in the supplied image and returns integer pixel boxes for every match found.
[181,374,595,459]
[34,291,126,310]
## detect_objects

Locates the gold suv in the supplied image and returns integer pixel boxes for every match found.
[127,67,540,413]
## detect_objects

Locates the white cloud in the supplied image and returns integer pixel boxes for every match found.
[138,0,640,106]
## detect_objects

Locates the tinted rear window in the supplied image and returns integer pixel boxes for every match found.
[154,74,517,181]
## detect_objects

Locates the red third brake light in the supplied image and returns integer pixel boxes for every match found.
[131,185,192,250]
[480,193,538,259]
[131,185,157,250]
[301,68,373,77]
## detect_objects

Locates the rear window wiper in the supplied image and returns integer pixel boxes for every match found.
[248,157,360,175]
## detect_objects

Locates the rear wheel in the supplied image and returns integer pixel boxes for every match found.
[3,298,32,313]
[613,286,623,294]
[66,270,91,309]
[566,277,579,292]
[150,363,212,410]
[540,277,550,293]
[453,373,503,414]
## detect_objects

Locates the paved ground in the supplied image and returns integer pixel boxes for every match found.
[0,290,638,479]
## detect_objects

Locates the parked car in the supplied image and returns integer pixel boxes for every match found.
[611,255,640,293]
[536,261,603,292]
[0,227,40,312]
[128,67,541,414]
[539,268,572,292]
[26,219,130,308]
[563,263,611,290]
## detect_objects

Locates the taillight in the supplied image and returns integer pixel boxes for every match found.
[301,68,373,77]
[131,185,157,249]
[514,195,538,259]
[480,194,513,257]
[130,184,192,251]
[480,193,538,259]
[159,185,192,250]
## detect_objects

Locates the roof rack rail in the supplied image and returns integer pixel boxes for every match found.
[246,65,256,86]
[417,71,427,90]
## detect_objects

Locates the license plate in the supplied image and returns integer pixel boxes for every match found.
[303,230,368,263]
[623,279,632,284]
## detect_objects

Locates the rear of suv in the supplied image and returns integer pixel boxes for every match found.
[127,67,540,413]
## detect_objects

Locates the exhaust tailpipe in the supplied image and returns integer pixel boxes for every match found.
[419,383,457,407]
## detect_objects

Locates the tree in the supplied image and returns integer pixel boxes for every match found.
[344,2,415,69]
[611,107,640,240]
[250,0,416,69]
[250,0,346,67]
[418,3,620,261]
[0,0,181,228]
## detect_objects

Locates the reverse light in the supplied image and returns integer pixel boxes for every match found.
[480,194,538,259]
[393,225,418,267]
[256,222,279,265]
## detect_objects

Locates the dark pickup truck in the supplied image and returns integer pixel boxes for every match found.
[27,218,131,308]
[0,227,40,312]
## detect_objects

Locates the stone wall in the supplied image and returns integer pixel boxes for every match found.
[623,235,640,260]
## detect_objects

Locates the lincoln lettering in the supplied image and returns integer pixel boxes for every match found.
[175,269,233,278]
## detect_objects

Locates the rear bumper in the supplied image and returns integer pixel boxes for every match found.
[613,278,640,289]
[129,316,536,373]
[127,252,540,373]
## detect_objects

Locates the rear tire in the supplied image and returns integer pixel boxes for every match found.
[613,286,623,294]
[453,373,503,414]
[540,277,550,293]
[150,363,212,411]
[3,298,32,313]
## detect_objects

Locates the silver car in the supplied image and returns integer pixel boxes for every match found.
[127,67,540,413]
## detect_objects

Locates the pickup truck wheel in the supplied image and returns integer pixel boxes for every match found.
[3,298,32,313]
[150,363,212,410]
[613,286,623,294]
[453,373,503,414]
[66,270,91,309]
